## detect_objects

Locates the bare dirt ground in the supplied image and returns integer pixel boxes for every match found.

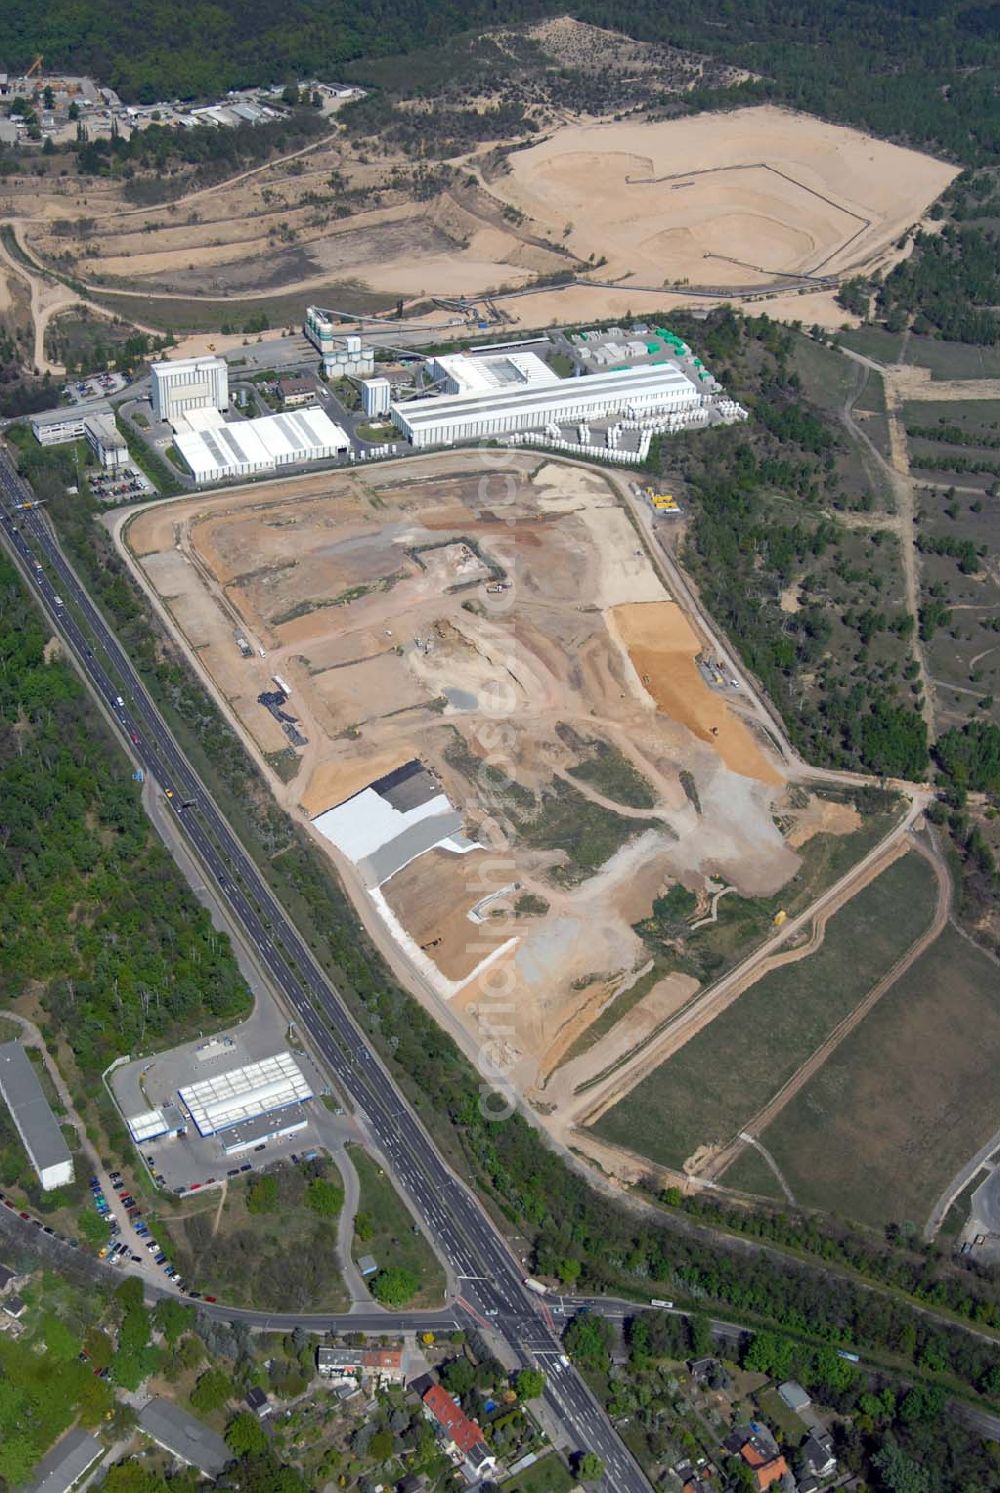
[123,452,849,1101]
[487,107,957,292]
[9,92,955,369]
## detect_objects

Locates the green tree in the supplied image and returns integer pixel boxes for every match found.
[190,1367,233,1414]
[305,1177,344,1217]
[441,1357,476,1395]
[153,1297,194,1347]
[372,1267,419,1307]
[516,1368,545,1399]
[226,1412,269,1456]
[246,1175,279,1213]
[369,1428,395,1462]
[563,1314,612,1369]
[575,1453,605,1483]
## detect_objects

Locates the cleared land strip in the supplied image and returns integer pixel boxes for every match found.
[707,833,950,1184]
[570,824,915,1132]
[587,845,939,1178]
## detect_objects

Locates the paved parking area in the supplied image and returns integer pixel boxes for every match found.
[109,996,332,1195]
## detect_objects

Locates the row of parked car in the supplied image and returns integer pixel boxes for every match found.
[1,1176,217,1303]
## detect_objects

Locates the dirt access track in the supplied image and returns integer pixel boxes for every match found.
[118,452,870,1118]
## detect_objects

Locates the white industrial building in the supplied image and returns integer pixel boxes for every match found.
[173,405,349,483]
[304,306,374,376]
[30,413,87,446]
[84,412,128,469]
[392,358,701,450]
[427,349,557,396]
[0,1042,73,1191]
[150,355,229,424]
[178,1052,312,1139]
[361,377,392,417]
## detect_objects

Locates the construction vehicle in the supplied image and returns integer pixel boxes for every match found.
[645,488,680,513]
[772,909,788,927]
[25,55,43,80]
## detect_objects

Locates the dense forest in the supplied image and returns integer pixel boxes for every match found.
[7,0,1000,169]
[0,549,249,1073]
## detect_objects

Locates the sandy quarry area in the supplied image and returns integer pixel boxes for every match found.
[488,107,957,291]
[14,101,956,365]
[123,453,857,1105]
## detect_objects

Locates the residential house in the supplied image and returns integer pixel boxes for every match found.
[422,1384,498,1475]
[26,1428,103,1493]
[317,1346,363,1381]
[244,1386,271,1419]
[740,1440,788,1492]
[800,1433,837,1481]
[363,1348,406,1386]
[778,1381,811,1414]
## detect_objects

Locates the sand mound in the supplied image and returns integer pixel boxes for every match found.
[610,601,782,785]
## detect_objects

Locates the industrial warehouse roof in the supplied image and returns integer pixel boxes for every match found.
[431,350,558,396]
[174,406,349,481]
[312,761,476,887]
[178,1051,311,1136]
[394,359,698,435]
[0,1043,72,1176]
[138,1398,231,1476]
[26,1428,102,1493]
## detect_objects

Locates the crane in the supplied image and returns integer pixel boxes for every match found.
[25,55,43,79]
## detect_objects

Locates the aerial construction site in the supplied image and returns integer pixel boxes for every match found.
[118,450,881,1152]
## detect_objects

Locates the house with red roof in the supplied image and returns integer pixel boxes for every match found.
[422,1384,498,1476]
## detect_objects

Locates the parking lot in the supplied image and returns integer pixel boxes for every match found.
[63,371,131,404]
[89,463,155,503]
[109,996,332,1196]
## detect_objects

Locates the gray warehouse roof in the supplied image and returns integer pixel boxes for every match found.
[139,1398,231,1476]
[27,1428,102,1493]
[0,1043,72,1176]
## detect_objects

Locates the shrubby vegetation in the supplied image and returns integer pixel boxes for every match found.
[651,311,929,778]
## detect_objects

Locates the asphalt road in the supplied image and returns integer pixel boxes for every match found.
[0,454,650,1493]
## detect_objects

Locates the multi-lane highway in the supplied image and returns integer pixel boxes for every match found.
[0,452,650,1493]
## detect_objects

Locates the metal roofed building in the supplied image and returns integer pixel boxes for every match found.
[0,1042,73,1191]
[391,361,701,450]
[138,1398,231,1477]
[26,1428,102,1493]
[151,355,229,424]
[428,350,559,397]
[178,1051,312,1137]
[173,406,349,482]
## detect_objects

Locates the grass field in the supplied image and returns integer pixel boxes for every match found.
[722,1143,784,1200]
[158,1159,350,1311]
[839,327,1000,379]
[757,925,1000,1230]
[350,1145,446,1307]
[501,1452,574,1493]
[593,851,938,1171]
[939,1172,981,1240]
